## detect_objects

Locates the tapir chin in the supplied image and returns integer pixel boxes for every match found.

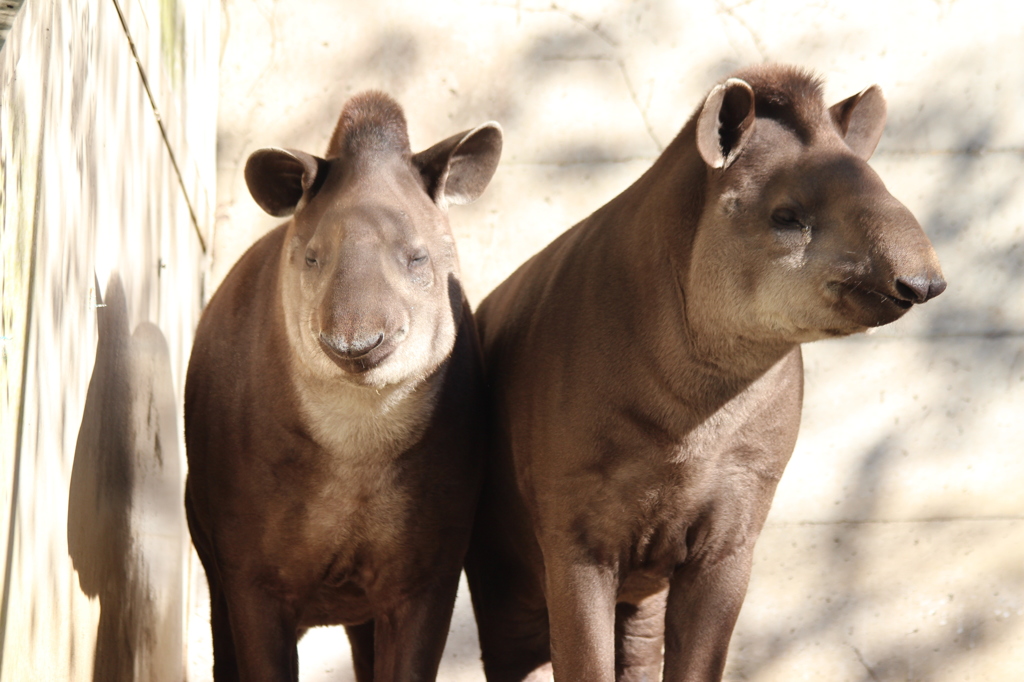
[184,91,502,682]
[464,65,945,682]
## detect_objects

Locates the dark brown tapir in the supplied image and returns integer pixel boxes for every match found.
[464,65,945,682]
[184,91,501,681]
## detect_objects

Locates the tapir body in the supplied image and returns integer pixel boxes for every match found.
[184,92,501,682]
[465,66,945,682]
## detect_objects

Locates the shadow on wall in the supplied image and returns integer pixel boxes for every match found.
[66,273,185,682]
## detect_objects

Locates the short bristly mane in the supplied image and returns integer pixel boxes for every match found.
[326,91,411,159]
[729,65,827,144]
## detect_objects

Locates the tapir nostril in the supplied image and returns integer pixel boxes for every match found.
[895,275,946,304]
[894,278,925,304]
[319,331,385,359]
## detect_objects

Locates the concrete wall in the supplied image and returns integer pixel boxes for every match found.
[209,1,1024,681]
[0,0,216,678]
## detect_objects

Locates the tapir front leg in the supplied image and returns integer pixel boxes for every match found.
[186,495,242,682]
[222,584,300,682]
[662,549,755,682]
[345,621,375,682]
[615,589,668,682]
[543,551,619,682]
[372,574,462,681]
[464,533,552,682]
[209,579,241,681]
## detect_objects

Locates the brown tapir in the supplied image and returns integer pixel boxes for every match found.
[184,91,501,682]
[464,65,945,682]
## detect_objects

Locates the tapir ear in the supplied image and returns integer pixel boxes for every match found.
[697,78,756,169]
[412,122,503,208]
[830,85,887,160]
[245,148,328,217]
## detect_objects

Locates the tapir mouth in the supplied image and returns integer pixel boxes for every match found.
[832,282,914,327]
[317,332,403,374]
[880,293,914,311]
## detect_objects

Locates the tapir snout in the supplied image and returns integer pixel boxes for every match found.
[311,238,416,372]
[318,327,398,369]
[316,287,411,373]
[824,163,946,326]
[873,202,947,306]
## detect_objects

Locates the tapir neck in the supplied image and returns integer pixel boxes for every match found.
[598,123,798,385]
[292,365,443,461]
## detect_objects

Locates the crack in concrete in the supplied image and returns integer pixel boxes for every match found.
[541,3,663,151]
[852,645,883,682]
[482,1,618,45]
[244,0,279,101]
[715,0,769,62]
[486,3,664,152]
[541,2,620,48]
[615,57,664,153]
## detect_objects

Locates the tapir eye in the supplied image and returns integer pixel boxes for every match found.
[304,249,318,267]
[771,208,804,229]
[408,249,429,268]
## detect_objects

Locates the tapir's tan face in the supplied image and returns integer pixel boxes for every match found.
[283,157,460,389]
[244,96,502,390]
[692,78,945,344]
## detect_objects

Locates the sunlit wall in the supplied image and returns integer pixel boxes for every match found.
[0,0,216,678]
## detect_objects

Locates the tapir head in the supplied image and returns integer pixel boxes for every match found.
[245,92,502,388]
[689,66,945,343]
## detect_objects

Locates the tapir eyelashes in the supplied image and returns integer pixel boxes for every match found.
[407,249,429,268]
[771,207,804,229]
